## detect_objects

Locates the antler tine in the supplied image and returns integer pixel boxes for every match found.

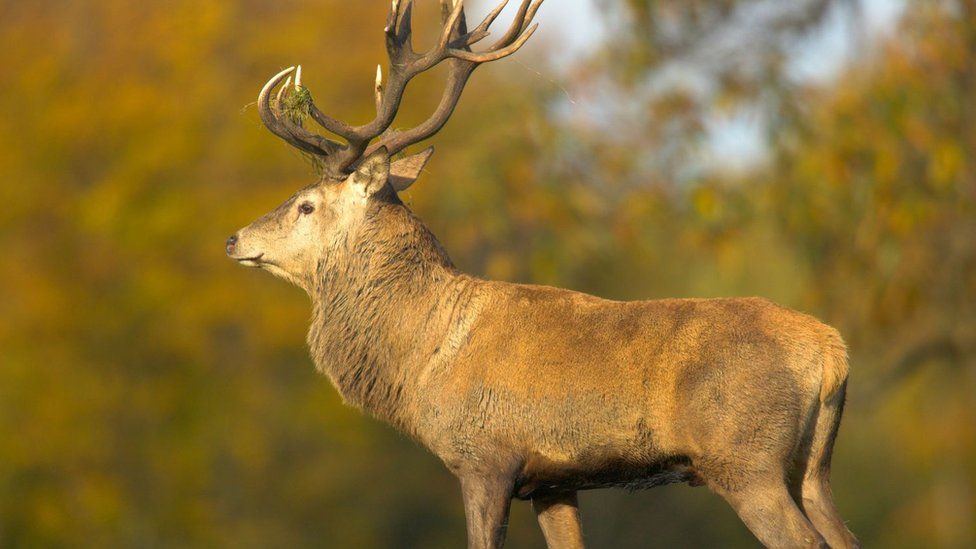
[458,0,509,48]
[438,0,467,49]
[383,0,416,94]
[259,66,345,159]
[451,22,538,63]
[385,0,399,33]
[491,0,541,49]
[278,84,345,156]
[394,0,415,55]
[286,63,357,141]
[522,0,544,34]
[365,67,476,159]
[275,76,293,120]
[425,0,541,64]
[258,67,326,156]
[257,0,542,174]
[438,0,542,68]
[366,0,544,158]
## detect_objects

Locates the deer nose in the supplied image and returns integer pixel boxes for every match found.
[226,234,238,255]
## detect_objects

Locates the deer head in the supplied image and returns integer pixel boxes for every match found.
[226,0,543,291]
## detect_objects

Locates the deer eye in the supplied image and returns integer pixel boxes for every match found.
[299,202,315,215]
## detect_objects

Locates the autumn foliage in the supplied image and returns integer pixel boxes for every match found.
[0,0,973,547]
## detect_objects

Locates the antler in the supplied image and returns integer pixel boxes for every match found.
[257,0,544,176]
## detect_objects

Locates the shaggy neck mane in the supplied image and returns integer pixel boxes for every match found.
[307,193,464,429]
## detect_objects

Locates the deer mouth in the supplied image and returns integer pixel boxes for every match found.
[236,253,265,267]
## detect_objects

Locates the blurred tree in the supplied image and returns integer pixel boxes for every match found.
[538,1,975,547]
[764,3,976,544]
[0,0,973,547]
[0,1,549,546]
[559,0,857,182]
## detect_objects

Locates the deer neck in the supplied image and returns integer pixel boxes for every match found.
[306,201,472,430]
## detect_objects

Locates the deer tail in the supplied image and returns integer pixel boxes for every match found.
[820,328,850,403]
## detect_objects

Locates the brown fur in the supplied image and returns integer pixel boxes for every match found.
[227,152,858,548]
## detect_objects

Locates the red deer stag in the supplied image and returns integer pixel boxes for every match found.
[226,1,858,547]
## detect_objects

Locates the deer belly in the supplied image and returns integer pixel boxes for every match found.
[512,452,697,500]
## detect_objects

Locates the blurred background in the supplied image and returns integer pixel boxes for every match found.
[1,0,974,546]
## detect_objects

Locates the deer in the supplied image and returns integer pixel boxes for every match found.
[225,1,859,548]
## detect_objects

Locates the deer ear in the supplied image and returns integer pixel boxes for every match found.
[389,147,435,192]
[349,147,391,197]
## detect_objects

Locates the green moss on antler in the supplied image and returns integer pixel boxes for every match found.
[281,86,313,126]
[278,87,327,175]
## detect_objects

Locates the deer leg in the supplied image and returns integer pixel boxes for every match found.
[800,476,859,549]
[533,491,585,549]
[717,478,827,548]
[460,474,515,549]
[797,388,860,549]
